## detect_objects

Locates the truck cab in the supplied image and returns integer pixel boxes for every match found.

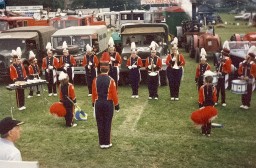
[0,26,56,81]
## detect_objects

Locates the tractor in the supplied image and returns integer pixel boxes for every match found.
[189,30,222,63]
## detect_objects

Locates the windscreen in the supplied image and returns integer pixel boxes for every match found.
[72,35,91,49]
[52,36,72,48]
[0,39,26,54]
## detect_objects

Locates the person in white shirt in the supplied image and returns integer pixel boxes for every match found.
[0,117,24,161]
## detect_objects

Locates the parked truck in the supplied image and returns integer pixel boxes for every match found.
[51,25,109,81]
[119,23,169,85]
[0,26,57,81]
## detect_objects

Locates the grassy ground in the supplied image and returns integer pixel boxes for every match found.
[0,13,256,168]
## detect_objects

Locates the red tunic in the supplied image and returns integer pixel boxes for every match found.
[92,74,119,106]
[59,55,76,68]
[9,64,27,81]
[42,56,59,70]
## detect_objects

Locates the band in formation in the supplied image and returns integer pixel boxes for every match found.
[6,37,256,148]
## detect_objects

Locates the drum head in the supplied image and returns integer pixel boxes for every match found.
[149,72,157,76]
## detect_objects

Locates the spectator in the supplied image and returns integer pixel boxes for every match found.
[0,117,24,161]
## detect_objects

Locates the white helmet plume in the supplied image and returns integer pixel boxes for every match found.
[16,47,22,57]
[58,71,68,81]
[200,48,207,60]
[29,51,36,60]
[204,70,214,77]
[131,42,136,52]
[171,37,178,49]
[11,49,17,56]
[46,42,52,51]
[62,41,68,49]
[149,41,159,51]
[86,44,92,52]
[222,40,230,50]
[247,45,256,55]
[108,37,115,48]
[171,37,178,46]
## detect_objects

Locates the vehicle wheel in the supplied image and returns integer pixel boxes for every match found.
[195,47,200,63]
[189,37,195,58]
[185,44,189,53]
[189,48,195,58]
[55,45,79,55]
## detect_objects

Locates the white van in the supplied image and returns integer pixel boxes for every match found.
[51,25,108,75]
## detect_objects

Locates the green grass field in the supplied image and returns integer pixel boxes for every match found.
[0,13,256,168]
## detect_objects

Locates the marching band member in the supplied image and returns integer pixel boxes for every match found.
[145,41,162,100]
[27,51,41,98]
[215,40,232,107]
[198,70,217,136]
[58,71,77,127]
[92,60,120,149]
[238,46,256,110]
[82,44,99,96]
[195,48,211,90]
[198,70,217,108]
[9,47,27,111]
[166,37,185,100]
[42,42,59,97]
[126,42,143,98]
[59,41,76,84]
[101,37,122,87]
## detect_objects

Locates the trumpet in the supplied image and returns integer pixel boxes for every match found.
[172,51,179,69]
[149,57,157,76]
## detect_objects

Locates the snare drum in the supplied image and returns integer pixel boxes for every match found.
[148,72,157,76]
[212,73,218,85]
[231,80,247,94]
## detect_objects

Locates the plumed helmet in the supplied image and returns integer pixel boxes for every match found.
[149,41,159,52]
[131,42,137,53]
[58,71,68,81]
[62,41,68,53]
[204,70,215,77]
[222,40,230,56]
[247,45,256,58]
[46,42,52,53]
[29,51,36,61]
[16,47,22,58]
[86,44,92,52]
[50,102,66,117]
[108,37,115,48]
[200,48,207,60]
[171,37,178,50]
[11,49,18,57]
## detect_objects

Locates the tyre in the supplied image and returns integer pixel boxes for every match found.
[195,47,200,63]
[185,44,189,53]
[189,48,195,58]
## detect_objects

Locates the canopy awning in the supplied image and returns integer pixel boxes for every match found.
[121,27,165,35]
